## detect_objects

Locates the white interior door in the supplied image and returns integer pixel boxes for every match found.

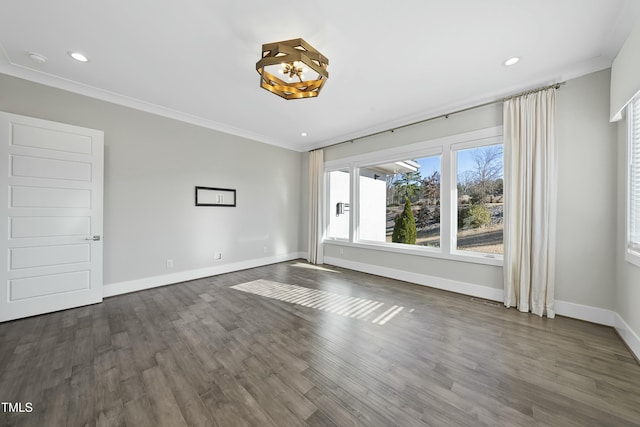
[0,111,104,322]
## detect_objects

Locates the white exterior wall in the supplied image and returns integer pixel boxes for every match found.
[328,170,350,239]
[359,175,387,242]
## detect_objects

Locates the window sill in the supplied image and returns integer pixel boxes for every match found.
[323,239,503,267]
[626,249,640,269]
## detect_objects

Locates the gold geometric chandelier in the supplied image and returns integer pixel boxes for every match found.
[256,38,329,100]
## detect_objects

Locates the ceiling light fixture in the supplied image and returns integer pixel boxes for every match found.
[504,57,520,66]
[69,52,89,63]
[256,38,329,100]
[301,132,308,137]
[27,52,47,64]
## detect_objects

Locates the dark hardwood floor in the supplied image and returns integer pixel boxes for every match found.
[1,260,640,426]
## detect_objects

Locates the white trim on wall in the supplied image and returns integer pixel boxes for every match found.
[554,300,615,326]
[615,313,640,361]
[0,63,301,152]
[323,256,619,327]
[104,252,306,297]
[324,256,505,302]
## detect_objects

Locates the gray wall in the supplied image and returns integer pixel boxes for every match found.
[323,69,619,310]
[555,69,617,309]
[0,74,304,287]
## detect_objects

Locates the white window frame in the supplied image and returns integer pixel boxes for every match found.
[356,147,443,247]
[323,126,503,266]
[627,95,640,268]
[450,139,505,260]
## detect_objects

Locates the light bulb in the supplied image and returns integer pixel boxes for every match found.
[504,57,520,66]
[28,53,47,64]
[69,52,89,62]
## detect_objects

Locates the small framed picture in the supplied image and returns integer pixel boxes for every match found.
[195,186,236,207]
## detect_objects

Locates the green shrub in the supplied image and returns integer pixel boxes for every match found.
[416,205,440,228]
[458,204,491,229]
[392,198,417,244]
[416,205,429,228]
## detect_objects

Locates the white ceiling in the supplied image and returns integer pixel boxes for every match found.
[1,0,639,152]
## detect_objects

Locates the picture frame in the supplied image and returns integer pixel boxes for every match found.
[195,186,236,207]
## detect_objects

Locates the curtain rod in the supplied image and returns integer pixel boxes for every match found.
[313,81,565,152]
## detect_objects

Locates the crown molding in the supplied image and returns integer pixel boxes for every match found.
[0,61,305,152]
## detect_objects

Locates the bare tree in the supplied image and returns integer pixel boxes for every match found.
[471,145,503,202]
[422,171,440,205]
[457,170,476,196]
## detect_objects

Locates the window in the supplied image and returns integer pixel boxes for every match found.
[327,169,350,240]
[628,95,640,266]
[358,156,441,247]
[324,127,503,265]
[455,144,504,255]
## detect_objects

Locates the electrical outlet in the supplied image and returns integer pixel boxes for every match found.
[263,246,268,254]
[166,259,174,269]
[339,248,344,255]
[214,252,222,261]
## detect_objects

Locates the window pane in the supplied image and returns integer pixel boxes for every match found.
[358,168,387,242]
[456,144,504,254]
[328,169,350,239]
[630,95,640,252]
[358,156,440,247]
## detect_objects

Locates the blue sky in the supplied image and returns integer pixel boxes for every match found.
[414,144,503,180]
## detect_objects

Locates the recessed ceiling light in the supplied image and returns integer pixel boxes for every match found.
[301,132,308,137]
[68,52,89,63]
[27,52,47,64]
[504,57,520,66]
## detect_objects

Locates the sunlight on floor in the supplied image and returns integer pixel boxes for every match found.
[231,279,405,326]
[290,262,339,273]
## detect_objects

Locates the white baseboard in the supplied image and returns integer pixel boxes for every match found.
[323,257,620,328]
[103,252,306,297]
[554,300,615,326]
[323,256,505,302]
[614,313,640,361]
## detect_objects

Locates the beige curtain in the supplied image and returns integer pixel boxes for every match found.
[503,88,557,317]
[307,149,324,264]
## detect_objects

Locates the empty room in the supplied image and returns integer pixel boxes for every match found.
[1,0,640,426]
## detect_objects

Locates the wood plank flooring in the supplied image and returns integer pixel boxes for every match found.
[1,260,640,426]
